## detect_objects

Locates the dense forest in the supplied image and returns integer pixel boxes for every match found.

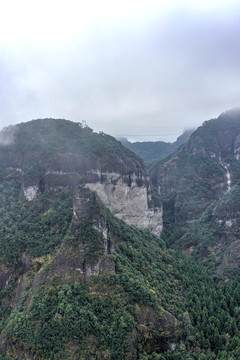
[1,113,240,359]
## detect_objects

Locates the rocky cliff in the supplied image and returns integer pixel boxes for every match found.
[0,118,162,235]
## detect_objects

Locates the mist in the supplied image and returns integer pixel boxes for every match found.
[0,125,17,146]
[1,0,240,141]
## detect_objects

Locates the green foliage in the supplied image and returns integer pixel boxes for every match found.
[106,212,240,359]
[74,219,104,264]
[0,180,73,263]
[6,282,135,360]
[121,129,193,168]
[218,181,240,209]
[0,118,142,166]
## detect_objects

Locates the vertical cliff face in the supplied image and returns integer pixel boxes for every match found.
[86,171,162,235]
[0,119,162,235]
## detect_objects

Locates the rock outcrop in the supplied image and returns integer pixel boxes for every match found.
[86,171,162,235]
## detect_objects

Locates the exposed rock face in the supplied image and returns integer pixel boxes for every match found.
[51,247,115,283]
[44,163,162,235]
[4,157,162,235]
[22,185,38,201]
[135,304,179,353]
[86,171,162,235]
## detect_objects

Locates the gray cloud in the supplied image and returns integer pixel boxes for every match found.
[1,1,240,142]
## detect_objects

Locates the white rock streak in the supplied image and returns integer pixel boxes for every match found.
[23,185,38,201]
[219,158,231,191]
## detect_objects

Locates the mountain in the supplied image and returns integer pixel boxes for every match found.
[119,129,194,168]
[150,109,240,273]
[0,119,162,235]
[1,116,240,359]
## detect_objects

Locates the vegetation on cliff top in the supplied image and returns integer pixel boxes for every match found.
[0,119,144,168]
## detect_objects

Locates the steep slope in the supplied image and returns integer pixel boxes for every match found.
[119,129,194,168]
[0,119,162,235]
[150,109,240,272]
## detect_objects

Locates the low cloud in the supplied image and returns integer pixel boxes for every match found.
[0,1,240,141]
[0,125,17,146]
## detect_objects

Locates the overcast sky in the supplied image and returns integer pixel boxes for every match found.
[0,0,240,142]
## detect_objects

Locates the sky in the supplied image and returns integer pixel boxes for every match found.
[0,0,240,142]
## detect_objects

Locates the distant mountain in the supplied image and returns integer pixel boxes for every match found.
[119,129,194,167]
